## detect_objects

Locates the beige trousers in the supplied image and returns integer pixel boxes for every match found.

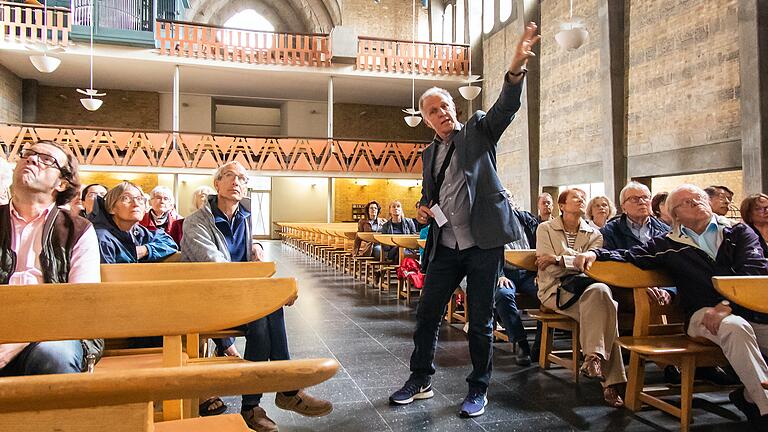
[688,307,768,415]
[545,282,627,387]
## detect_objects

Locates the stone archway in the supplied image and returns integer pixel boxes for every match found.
[185,0,341,33]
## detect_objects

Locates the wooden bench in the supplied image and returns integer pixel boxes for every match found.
[587,261,729,432]
[0,278,339,431]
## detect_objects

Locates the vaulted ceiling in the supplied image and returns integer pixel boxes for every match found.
[184,0,341,33]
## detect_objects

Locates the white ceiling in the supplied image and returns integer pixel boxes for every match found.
[1,41,470,107]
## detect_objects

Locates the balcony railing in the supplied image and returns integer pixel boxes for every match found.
[357,36,468,76]
[0,1,70,47]
[0,124,425,174]
[156,20,332,67]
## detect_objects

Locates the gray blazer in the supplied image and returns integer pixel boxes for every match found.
[420,76,524,266]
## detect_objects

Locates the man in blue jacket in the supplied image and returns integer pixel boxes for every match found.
[575,184,768,430]
[389,22,540,418]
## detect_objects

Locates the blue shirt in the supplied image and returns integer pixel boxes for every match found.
[681,215,723,260]
[211,197,251,263]
[626,216,652,243]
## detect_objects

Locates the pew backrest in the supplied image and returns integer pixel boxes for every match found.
[100,261,276,282]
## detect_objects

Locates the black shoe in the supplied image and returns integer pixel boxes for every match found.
[389,378,434,405]
[696,366,741,386]
[730,388,768,431]
[664,365,682,385]
[514,343,532,367]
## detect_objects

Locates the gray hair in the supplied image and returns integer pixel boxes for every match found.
[619,181,651,204]
[150,185,174,205]
[104,181,144,215]
[418,87,454,114]
[666,184,710,222]
[214,161,247,181]
[192,185,216,208]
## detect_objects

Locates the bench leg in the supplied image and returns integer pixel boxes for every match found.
[625,352,645,411]
[540,323,553,369]
[680,356,695,432]
[570,324,580,383]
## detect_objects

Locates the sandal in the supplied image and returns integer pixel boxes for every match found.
[199,396,227,416]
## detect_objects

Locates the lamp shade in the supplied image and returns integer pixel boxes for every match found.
[555,24,589,50]
[80,97,103,111]
[458,85,482,101]
[29,54,61,73]
[404,115,422,127]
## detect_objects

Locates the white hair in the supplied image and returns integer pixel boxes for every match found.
[666,184,710,222]
[214,161,247,181]
[619,181,651,204]
[418,87,454,114]
[150,185,174,205]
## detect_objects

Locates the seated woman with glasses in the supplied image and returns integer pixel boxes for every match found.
[536,187,626,408]
[741,193,768,254]
[89,181,178,265]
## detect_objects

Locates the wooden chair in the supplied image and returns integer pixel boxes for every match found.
[495,250,540,342]
[391,235,421,302]
[0,277,338,430]
[587,261,728,432]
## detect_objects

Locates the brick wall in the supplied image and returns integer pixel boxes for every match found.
[36,86,160,129]
[342,0,427,40]
[334,103,434,141]
[334,178,421,222]
[0,64,22,123]
[628,0,740,156]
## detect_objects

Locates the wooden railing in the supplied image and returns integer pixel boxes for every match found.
[0,1,70,47]
[357,36,468,76]
[0,124,426,174]
[155,19,332,67]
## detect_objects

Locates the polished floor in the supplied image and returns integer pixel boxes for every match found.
[221,241,752,431]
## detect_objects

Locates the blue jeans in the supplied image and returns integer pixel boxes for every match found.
[495,269,537,349]
[0,340,84,376]
[409,245,503,391]
[238,308,292,407]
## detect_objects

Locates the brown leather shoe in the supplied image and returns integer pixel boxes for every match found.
[579,354,605,381]
[603,385,624,408]
[241,406,279,432]
[275,390,333,417]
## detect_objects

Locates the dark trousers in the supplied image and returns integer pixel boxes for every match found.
[238,308,292,407]
[409,245,503,391]
[495,269,537,349]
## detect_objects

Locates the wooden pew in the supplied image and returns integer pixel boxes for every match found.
[391,235,422,302]
[587,262,728,432]
[0,278,339,430]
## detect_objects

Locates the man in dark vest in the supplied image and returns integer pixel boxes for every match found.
[389,22,541,418]
[0,140,101,376]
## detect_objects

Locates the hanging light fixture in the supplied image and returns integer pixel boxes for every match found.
[77,0,105,111]
[458,35,481,100]
[402,0,422,127]
[29,0,61,73]
[555,0,588,50]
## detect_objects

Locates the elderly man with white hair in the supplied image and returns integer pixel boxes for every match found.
[140,185,181,244]
[574,184,768,430]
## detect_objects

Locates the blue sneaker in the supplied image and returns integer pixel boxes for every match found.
[459,388,488,418]
[389,378,434,405]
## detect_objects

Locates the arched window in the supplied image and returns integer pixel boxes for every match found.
[223,9,275,48]
[500,0,512,22]
[483,0,494,34]
[455,0,465,44]
[443,4,453,43]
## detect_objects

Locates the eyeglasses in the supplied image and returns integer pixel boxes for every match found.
[152,195,172,202]
[221,171,249,184]
[715,193,733,203]
[20,149,63,170]
[118,194,147,205]
[671,198,705,213]
[623,195,651,204]
[753,205,768,214]
[86,191,106,199]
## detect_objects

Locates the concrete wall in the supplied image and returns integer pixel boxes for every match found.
[281,101,327,137]
[0,64,22,123]
[333,178,421,222]
[333,103,434,140]
[159,93,212,133]
[35,86,159,129]
[271,176,329,224]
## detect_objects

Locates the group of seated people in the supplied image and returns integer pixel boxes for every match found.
[352,200,421,263]
[498,181,767,429]
[0,141,330,432]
